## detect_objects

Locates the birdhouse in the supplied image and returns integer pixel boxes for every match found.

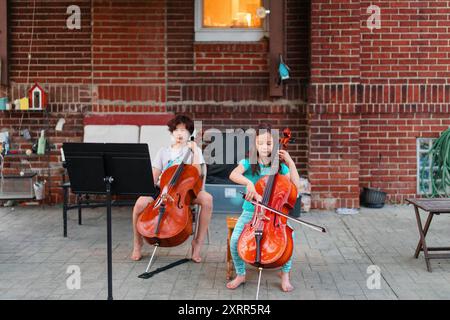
[28,83,47,110]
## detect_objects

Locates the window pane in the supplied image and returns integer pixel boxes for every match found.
[419,181,430,194]
[203,0,262,28]
[419,153,430,167]
[419,140,430,151]
[417,138,435,195]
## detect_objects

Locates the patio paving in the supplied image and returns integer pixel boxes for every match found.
[1,203,450,300]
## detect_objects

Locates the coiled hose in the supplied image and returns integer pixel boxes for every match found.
[421,127,450,197]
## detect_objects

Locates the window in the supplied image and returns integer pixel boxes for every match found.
[203,0,262,28]
[195,0,268,42]
[417,138,435,195]
[416,138,450,196]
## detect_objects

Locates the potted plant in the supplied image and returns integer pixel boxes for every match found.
[361,153,387,208]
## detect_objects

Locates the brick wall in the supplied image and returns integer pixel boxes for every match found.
[3,0,92,203]
[358,0,450,204]
[92,0,167,113]
[1,0,309,205]
[167,104,309,175]
[166,0,310,173]
[360,0,450,85]
[2,0,168,203]
[3,0,448,208]
[166,0,309,102]
[308,0,361,209]
[308,0,450,209]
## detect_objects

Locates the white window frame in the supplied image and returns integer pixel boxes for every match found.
[194,0,269,42]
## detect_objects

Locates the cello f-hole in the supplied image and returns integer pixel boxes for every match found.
[176,193,183,209]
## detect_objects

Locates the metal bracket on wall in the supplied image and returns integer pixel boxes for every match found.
[269,0,285,97]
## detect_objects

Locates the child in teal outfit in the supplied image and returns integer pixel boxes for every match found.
[226,123,301,292]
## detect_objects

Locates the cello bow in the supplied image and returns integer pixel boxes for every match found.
[239,191,327,233]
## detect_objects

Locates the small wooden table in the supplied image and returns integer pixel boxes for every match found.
[226,216,239,280]
[406,198,450,272]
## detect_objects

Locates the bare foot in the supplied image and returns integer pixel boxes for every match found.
[280,272,294,292]
[191,239,202,263]
[226,275,246,290]
[131,243,143,261]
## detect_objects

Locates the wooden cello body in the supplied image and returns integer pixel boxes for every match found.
[237,173,297,268]
[136,153,202,248]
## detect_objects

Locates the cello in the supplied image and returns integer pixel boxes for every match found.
[237,128,326,299]
[136,146,202,247]
[136,142,202,278]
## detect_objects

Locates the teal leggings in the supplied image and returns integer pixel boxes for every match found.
[230,210,293,276]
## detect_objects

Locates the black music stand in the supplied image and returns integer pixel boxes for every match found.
[62,143,156,300]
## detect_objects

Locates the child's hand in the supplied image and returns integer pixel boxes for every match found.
[278,150,294,165]
[246,182,262,203]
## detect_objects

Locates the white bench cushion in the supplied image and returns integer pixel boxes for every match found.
[83,124,171,165]
[140,125,172,161]
[83,125,140,144]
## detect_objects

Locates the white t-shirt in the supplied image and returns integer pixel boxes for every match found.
[152,145,205,173]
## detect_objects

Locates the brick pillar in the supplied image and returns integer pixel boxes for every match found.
[308,0,361,209]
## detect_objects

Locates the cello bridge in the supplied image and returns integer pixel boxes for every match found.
[161,193,174,203]
[257,213,270,221]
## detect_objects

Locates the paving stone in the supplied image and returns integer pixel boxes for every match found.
[1,205,450,300]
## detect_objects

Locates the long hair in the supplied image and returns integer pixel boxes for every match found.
[247,123,281,176]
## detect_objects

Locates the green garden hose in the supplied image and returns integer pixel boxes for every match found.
[421,127,450,197]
